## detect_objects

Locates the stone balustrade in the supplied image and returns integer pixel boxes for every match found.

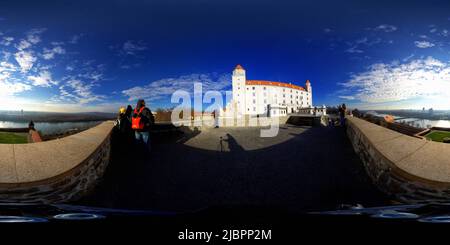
[346,116,450,203]
[0,121,114,203]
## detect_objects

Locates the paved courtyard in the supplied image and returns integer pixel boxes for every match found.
[78,124,390,213]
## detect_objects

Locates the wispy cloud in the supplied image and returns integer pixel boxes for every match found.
[122,73,230,102]
[0,65,31,96]
[370,24,397,32]
[57,79,104,104]
[414,40,435,48]
[0,36,14,46]
[345,37,382,54]
[0,27,111,111]
[68,34,84,44]
[113,40,148,56]
[27,70,58,87]
[339,57,450,105]
[339,95,355,100]
[14,50,37,72]
[42,46,66,60]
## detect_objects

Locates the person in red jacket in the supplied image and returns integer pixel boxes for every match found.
[132,99,155,152]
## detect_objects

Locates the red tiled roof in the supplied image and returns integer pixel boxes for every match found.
[246,80,306,91]
[234,64,245,70]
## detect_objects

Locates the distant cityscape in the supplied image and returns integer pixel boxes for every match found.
[363,109,450,129]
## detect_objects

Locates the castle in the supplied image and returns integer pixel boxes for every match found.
[222,64,319,118]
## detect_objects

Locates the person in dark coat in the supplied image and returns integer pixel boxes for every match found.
[339,103,347,127]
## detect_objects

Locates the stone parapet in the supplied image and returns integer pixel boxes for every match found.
[0,121,114,203]
[346,116,450,203]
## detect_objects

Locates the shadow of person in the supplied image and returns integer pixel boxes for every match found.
[224,133,245,153]
[176,126,201,144]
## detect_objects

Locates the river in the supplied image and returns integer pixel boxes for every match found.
[0,121,103,135]
[366,111,450,129]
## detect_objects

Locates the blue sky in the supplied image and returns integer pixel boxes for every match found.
[0,0,449,112]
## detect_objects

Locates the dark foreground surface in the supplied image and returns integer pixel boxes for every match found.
[77,124,391,213]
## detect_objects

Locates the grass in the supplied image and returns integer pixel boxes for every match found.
[0,132,28,144]
[425,130,450,142]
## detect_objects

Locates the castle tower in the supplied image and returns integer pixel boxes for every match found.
[305,80,312,107]
[232,64,246,116]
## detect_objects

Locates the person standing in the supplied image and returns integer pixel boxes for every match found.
[339,103,347,127]
[131,99,155,152]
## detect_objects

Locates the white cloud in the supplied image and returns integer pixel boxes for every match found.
[14,50,37,72]
[345,37,383,54]
[0,61,17,72]
[42,46,66,60]
[26,28,45,44]
[373,24,397,32]
[0,36,14,46]
[120,40,148,56]
[16,40,32,50]
[0,70,32,97]
[122,73,230,101]
[346,46,364,53]
[339,95,355,100]
[59,79,104,104]
[339,57,450,105]
[27,70,58,87]
[69,34,83,44]
[414,40,435,48]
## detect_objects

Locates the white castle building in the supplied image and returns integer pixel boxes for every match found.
[221,64,324,118]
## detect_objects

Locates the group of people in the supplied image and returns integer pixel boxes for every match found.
[115,99,155,152]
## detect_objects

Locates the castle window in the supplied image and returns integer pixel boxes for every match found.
[253,92,255,96]
[253,99,256,103]
[263,87,266,90]
[253,107,256,111]
[252,87,255,90]
[264,99,267,103]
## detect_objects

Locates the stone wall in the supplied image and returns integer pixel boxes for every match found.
[0,121,114,203]
[346,116,450,203]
